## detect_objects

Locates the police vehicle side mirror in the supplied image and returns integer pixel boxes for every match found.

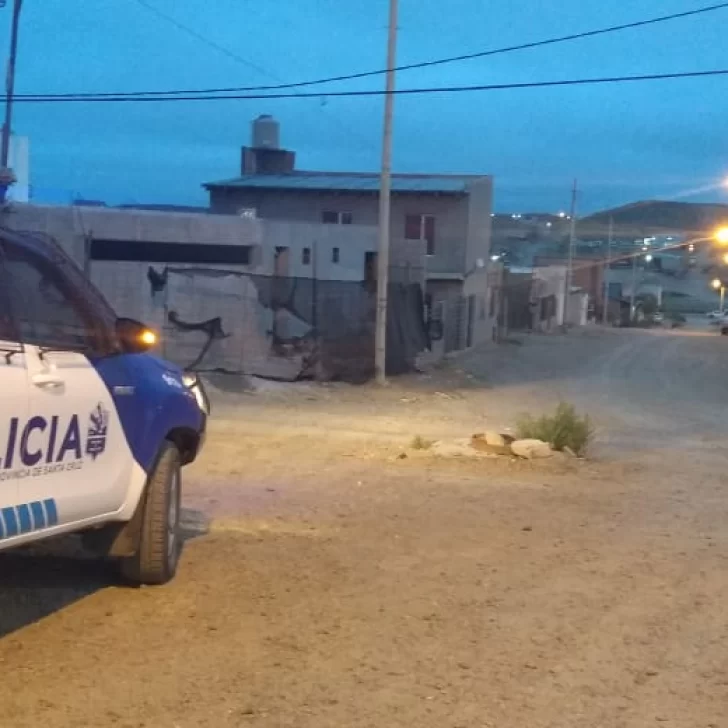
[115,317,158,354]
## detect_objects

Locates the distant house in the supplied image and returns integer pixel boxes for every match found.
[533,254,605,313]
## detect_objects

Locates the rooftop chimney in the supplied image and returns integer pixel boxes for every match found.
[252,114,280,149]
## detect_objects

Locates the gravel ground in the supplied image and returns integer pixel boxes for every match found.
[2,325,728,727]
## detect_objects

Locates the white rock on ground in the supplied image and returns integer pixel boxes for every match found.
[510,439,554,459]
[430,439,490,458]
[484,431,507,447]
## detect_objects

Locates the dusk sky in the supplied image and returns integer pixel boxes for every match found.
[2,0,728,212]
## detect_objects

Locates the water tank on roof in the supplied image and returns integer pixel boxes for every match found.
[252,114,280,149]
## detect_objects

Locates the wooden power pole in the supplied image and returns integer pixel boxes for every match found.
[374,0,398,384]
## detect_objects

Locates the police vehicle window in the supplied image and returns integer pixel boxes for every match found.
[1,241,103,351]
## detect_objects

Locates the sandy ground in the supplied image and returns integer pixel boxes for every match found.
[2,324,728,727]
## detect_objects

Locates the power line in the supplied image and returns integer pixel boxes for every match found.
[130,0,277,81]
[17,2,728,100]
[128,0,372,147]
[13,68,728,103]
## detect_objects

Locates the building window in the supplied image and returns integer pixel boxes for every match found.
[405,214,436,256]
[332,247,340,264]
[322,211,353,225]
[302,247,311,265]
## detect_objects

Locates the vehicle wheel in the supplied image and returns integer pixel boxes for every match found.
[120,441,182,585]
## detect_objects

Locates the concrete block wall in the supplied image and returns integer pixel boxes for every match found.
[262,220,377,280]
[3,203,264,270]
[5,203,425,285]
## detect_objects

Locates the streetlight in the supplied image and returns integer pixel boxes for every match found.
[715,227,728,245]
[712,277,725,312]
[722,252,728,265]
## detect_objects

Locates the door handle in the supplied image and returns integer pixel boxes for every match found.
[32,373,65,389]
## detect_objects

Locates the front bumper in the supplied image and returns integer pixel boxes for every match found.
[183,373,210,460]
[186,374,211,415]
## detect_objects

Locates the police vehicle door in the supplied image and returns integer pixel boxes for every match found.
[0,259,28,522]
[1,236,132,525]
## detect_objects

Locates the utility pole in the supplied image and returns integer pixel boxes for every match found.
[629,249,638,319]
[1,0,23,203]
[602,216,613,325]
[563,178,578,326]
[374,0,398,385]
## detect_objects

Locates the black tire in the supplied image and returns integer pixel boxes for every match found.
[120,441,182,586]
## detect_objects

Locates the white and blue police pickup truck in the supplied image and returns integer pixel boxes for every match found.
[0,228,209,585]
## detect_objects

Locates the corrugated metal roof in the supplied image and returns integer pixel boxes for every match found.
[204,172,486,194]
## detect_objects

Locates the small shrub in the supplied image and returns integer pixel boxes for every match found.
[410,435,433,450]
[516,402,593,456]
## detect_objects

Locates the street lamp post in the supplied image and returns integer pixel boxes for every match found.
[0,0,24,203]
[602,216,613,325]
[712,278,725,312]
[629,250,652,320]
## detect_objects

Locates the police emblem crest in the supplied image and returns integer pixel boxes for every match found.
[86,404,109,461]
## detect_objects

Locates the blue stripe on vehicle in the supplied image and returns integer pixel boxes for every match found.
[30,500,46,530]
[43,499,58,527]
[16,504,32,534]
[0,499,58,541]
[2,507,19,537]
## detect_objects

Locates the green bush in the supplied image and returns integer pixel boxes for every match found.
[410,435,433,450]
[516,402,593,456]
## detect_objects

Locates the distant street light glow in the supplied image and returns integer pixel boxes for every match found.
[712,278,723,290]
[715,227,728,245]
[644,254,653,262]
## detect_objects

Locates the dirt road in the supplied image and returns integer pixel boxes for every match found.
[2,326,728,727]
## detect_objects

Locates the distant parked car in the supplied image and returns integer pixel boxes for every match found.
[707,310,726,319]
[653,311,664,325]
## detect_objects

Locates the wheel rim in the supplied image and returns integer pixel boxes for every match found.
[168,469,180,564]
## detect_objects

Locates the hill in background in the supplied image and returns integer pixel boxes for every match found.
[578,200,728,238]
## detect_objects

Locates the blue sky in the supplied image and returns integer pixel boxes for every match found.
[2,0,728,212]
